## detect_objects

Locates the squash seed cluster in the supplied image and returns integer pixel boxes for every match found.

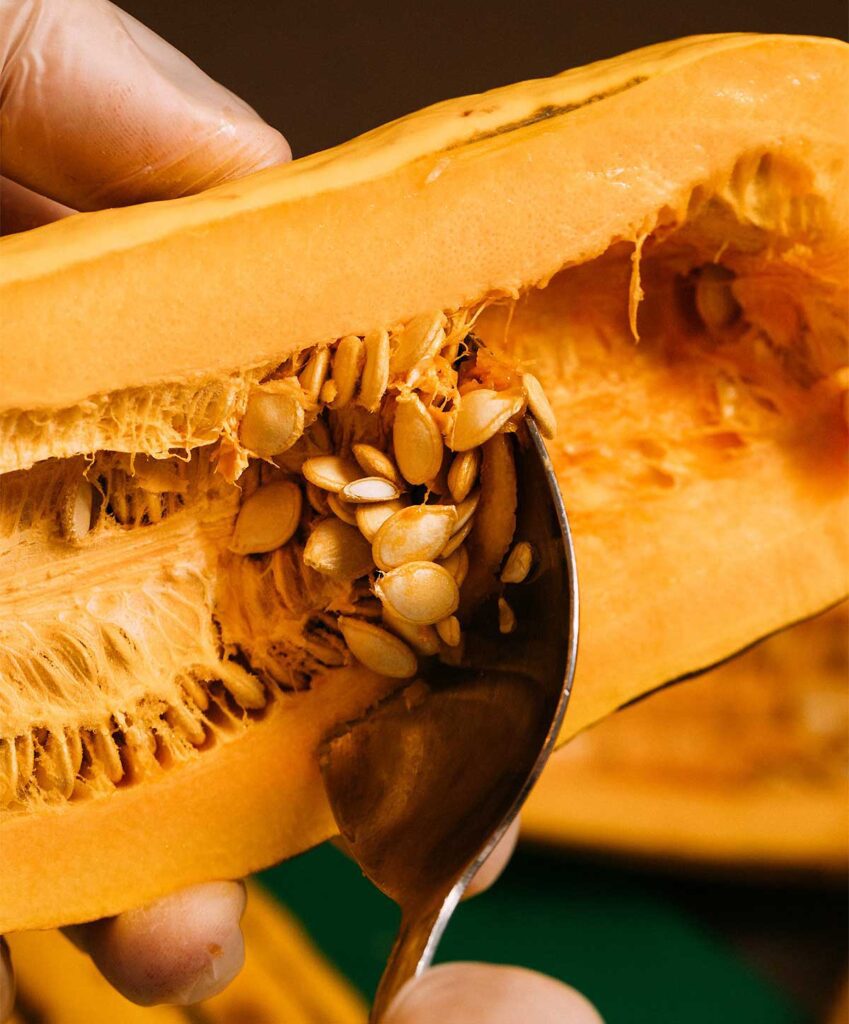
[230,311,554,679]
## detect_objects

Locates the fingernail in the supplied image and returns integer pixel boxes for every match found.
[0,938,15,1022]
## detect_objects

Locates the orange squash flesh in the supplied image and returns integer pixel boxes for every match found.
[0,34,847,933]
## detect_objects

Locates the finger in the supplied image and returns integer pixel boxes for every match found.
[1,177,75,235]
[64,880,246,1007]
[0,937,13,1023]
[382,962,604,1024]
[464,817,520,899]
[0,0,290,211]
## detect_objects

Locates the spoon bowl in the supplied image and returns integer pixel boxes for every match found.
[319,418,579,1020]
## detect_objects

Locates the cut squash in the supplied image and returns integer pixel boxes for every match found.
[523,604,849,873]
[0,34,846,932]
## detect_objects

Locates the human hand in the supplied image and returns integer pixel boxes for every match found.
[1,817,600,1020]
[0,0,287,1007]
[0,0,289,233]
[0,2,601,1019]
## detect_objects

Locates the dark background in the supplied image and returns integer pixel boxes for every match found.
[117,4,847,1022]
[121,0,847,158]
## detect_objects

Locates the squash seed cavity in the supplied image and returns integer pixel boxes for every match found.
[3,308,551,810]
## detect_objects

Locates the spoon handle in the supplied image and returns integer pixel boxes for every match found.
[370,892,460,1022]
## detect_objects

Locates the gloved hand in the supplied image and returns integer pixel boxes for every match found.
[0,3,601,1020]
[0,0,289,230]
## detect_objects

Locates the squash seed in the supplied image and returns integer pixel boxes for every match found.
[440,517,473,558]
[61,479,94,542]
[393,393,444,485]
[327,492,359,525]
[374,561,459,625]
[500,541,534,584]
[307,417,333,453]
[355,498,407,542]
[305,481,329,515]
[340,476,401,504]
[447,449,480,503]
[389,311,447,375]
[696,265,740,330]
[359,329,390,411]
[436,615,461,647]
[240,385,305,458]
[299,346,331,405]
[452,488,480,533]
[438,637,466,666]
[458,432,517,613]
[382,606,441,656]
[522,373,557,440]
[229,480,302,555]
[302,455,362,493]
[448,388,526,451]
[352,443,403,487]
[331,335,364,409]
[372,504,457,571]
[338,617,418,679]
[425,448,451,496]
[320,379,338,405]
[439,544,469,587]
[37,730,77,799]
[498,596,517,634]
[303,518,374,579]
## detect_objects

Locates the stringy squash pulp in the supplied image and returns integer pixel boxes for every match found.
[0,34,847,932]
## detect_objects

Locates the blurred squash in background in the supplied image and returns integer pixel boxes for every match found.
[7,882,366,1024]
[524,604,848,874]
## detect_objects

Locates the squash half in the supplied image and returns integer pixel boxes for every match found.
[524,604,849,873]
[0,33,847,932]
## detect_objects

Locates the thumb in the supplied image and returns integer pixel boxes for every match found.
[0,0,290,212]
[382,963,604,1024]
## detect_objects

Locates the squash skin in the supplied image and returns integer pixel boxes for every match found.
[0,34,847,933]
[1,34,846,415]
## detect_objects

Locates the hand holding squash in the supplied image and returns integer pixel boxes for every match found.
[0,5,602,1020]
[0,0,284,1013]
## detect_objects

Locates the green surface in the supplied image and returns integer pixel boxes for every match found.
[260,843,809,1024]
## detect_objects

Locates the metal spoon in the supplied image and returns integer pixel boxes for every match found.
[319,418,579,1021]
